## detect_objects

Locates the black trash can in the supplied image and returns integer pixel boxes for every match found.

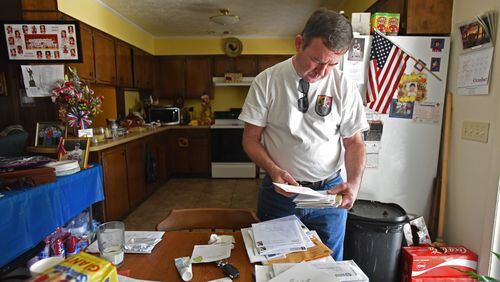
[344,199,407,282]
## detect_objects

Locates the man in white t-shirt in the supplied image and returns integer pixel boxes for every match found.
[239,9,369,260]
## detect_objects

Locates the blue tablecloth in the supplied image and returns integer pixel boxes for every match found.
[0,165,104,268]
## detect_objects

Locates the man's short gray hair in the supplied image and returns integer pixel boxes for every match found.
[301,8,353,53]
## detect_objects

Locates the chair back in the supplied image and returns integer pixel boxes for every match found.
[156,208,259,232]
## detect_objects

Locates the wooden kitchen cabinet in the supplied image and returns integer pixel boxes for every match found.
[185,56,213,98]
[158,56,185,98]
[168,129,210,176]
[68,24,95,82]
[257,55,290,73]
[133,49,155,89]
[213,55,258,77]
[101,145,130,221]
[366,0,453,34]
[126,140,146,209]
[115,41,133,88]
[94,31,116,85]
[22,0,57,10]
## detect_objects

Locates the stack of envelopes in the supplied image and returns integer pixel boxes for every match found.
[242,215,332,263]
[273,183,342,208]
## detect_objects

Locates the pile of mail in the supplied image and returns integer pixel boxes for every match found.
[255,261,369,282]
[273,182,343,208]
[242,215,332,264]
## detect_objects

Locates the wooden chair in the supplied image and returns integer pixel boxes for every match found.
[156,208,259,232]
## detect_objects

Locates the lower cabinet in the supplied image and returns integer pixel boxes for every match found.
[126,141,146,209]
[168,129,211,176]
[93,134,169,221]
[100,145,130,221]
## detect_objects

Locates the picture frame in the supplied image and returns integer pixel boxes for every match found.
[0,72,7,96]
[59,138,90,169]
[35,122,67,147]
[2,21,82,62]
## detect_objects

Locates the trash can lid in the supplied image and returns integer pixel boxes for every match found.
[348,199,407,223]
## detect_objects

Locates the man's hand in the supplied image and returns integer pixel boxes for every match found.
[269,167,298,197]
[327,182,359,209]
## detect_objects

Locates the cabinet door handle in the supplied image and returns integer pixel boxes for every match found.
[178,137,189,147]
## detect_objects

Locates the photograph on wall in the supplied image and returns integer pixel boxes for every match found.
[59,138,90,169]
[35,122,66,147]
[2,21,81,62]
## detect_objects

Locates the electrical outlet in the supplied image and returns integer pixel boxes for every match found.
[462,121,489,143]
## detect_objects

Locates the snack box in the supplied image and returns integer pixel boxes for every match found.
[33,252,118,282]
[402,246,478,278]
[386,13,400,35]
[371,12,388,34]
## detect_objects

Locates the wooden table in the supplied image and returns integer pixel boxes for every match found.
[120,231,254,281]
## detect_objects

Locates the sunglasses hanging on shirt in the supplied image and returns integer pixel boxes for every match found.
[297,79,310,113]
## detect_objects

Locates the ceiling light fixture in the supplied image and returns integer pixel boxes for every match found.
[210,8,240,25]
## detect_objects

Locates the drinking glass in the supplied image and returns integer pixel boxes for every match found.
[97,221,125,266]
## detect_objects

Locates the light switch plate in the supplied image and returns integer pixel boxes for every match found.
[462,121,489,143]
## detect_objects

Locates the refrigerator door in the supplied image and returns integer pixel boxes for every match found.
[356,36,450,219]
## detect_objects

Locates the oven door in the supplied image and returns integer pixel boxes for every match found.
[210,127,255,178]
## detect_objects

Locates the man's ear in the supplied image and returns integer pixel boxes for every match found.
[295,35,303,52]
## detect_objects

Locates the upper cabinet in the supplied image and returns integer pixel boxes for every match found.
[366,0,453,34]
[158,56,185,99]
[185,56,213,98]
[213,55,258,77]
[133,49,154,89]
[115,41,133,88]
[68,24,95,83]
[94,31,116,85]
[257,55,290,73]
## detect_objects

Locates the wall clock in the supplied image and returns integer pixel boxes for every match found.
[224,37,243,57]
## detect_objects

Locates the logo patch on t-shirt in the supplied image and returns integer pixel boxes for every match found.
[315,95,332,116]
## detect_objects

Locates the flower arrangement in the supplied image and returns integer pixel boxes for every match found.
[51,67,103,131]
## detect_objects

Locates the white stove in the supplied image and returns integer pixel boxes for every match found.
[210,118,255,178]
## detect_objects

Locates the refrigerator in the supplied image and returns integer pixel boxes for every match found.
[341,35,451,220]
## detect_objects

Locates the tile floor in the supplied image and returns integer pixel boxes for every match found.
[123,177,262,230]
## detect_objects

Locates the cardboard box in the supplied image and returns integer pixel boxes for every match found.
[402,246,478,278]
[371,13,388,34]
[402,274,476,281]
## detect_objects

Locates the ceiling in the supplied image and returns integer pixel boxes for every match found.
[98,0,348,38]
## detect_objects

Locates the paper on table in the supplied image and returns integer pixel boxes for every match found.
[118,275,160,282]
[241,227,268,263]
[272,182,325,197]
[272,261,368,282]
[268,262,337,282]
[191,244,231,263]
[251,219,305,254]
[86,231,164,254]
[255,265,274,282]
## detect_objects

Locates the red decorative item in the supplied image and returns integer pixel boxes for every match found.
[402,246,478,279]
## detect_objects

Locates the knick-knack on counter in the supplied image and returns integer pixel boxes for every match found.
[199,94,213,126]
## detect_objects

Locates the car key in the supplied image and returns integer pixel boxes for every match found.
[216,259,240,279]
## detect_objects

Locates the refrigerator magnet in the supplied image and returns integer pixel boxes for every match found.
[413,59,426,72]
[430,38,444,52]
[431,57,441,72]
[389,99,414,119]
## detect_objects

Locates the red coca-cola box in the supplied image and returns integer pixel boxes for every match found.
[402,275,476,282]
[402,246,478,278]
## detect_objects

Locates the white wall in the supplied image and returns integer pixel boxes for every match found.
[445,0,500,275]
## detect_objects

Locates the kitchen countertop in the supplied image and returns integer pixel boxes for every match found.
[27,125,210,154]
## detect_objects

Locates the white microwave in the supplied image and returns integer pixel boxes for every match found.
[148,107,180,125]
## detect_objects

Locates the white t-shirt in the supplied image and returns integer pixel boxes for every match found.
[239,57,369,182]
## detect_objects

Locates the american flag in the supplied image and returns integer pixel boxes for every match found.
[366,32,410,113]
